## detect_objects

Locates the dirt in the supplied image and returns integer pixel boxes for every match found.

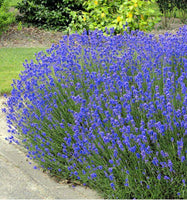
[0,24,65,48]
[0,18,186,48]
[148,17,186,38]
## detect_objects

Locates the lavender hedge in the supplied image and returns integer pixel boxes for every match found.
[3,26,187,198]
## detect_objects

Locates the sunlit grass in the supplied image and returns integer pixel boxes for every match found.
[0,48,46,95]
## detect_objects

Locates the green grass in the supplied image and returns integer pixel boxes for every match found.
[0,48,46,95]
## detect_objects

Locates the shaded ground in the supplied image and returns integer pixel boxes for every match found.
[0,18,186,48]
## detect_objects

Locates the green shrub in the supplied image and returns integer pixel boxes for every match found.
[116,0,161,32]
[69,0,161,34]
[156,0,174,14]
[0,0,16,35]
[16,0,86,31]
[156,0,187,26]
[174,0,186,23]
[0,0,4,7]
[157,0,187,14]
[174,0,187,10]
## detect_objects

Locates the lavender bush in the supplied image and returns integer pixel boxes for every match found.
[3,26,187,199]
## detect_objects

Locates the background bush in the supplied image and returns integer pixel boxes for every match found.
[16,0,162,34]
[0,0,15,35]
[156,0,187,14]
[156,0,175,14]
[174,0,186,22]
[0,0,4,7]
[3,25,187,199]
[69,0,161,34]
[174,0,187,11]
[156,0,187,24]
[16,0,86,31]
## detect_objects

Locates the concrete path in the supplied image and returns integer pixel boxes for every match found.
[0,97,102,199]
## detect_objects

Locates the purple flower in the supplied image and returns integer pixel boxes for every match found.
[91,173,97,179]
[152,157,159,166]
[4,25,187,199]
[109,175,114,181]
[164,176,170,180]
[157,174,161,180]
[181,156,185,162]
[110,182,115,190]
[108,167,113,173]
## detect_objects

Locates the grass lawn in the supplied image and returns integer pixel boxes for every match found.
[0,48,46,95]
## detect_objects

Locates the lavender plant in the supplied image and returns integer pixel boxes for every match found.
[2,26,187,199]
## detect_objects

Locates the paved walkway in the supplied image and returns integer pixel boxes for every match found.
[0,97,101,199]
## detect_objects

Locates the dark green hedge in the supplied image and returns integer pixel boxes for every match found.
[16,0,86,31]
[0,0,4,7]
[156,0,187,14]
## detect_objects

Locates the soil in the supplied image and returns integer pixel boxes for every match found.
[0,24,65,48]
[0,18,186,48]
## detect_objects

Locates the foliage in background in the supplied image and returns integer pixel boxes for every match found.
[174,0,187,12]
[156,0,187,26]
[156,0,175,14]
[117,0,161,32]
[9,0,22,7]
[156,0,187,14]
[69,0,161,34]
[3,25,187,199]
[0,0,16,35]
[0,0,4,7]
[16,0,86,31]
[173,0,186,23]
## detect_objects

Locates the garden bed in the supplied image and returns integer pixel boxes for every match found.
[2,25,186,199]
[0,17,186,48]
